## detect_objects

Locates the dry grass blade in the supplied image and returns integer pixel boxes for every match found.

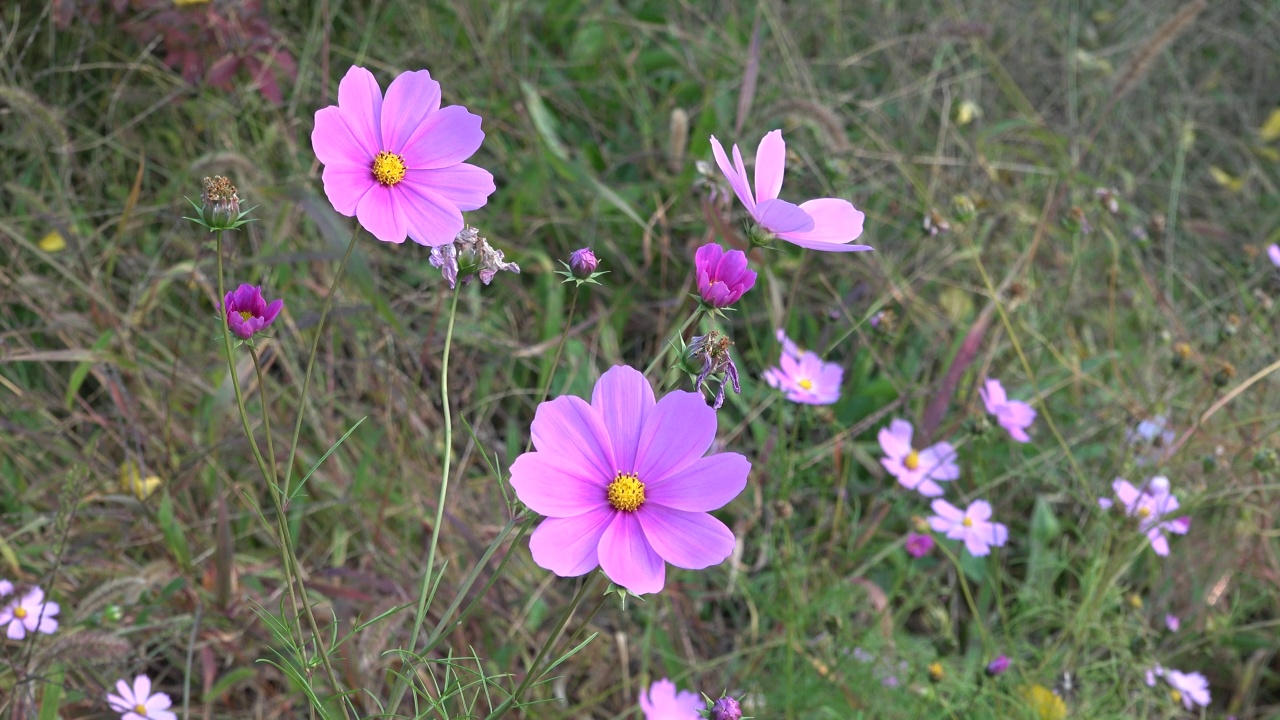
[734,14,762,137]
[1111,0,1207,102]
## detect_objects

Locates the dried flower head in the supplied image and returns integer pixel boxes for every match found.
[186,176,254,231]
[923,209,951,236]
[1094,187,1121,214]
[429,226,520,289]
[687,330,741,410]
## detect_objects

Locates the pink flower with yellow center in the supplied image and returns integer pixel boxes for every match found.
[639,678,702,719]
[762,329,842,405]
[0,586,59,639]
[878,418,959,497]
[107,675,177,720]
[222,284,283,340]
[927,499,1008,557]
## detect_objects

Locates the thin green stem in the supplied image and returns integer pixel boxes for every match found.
[525,287,579,453]
[935,541,991,653]
[249,347,280,486]
[643,306,703,378]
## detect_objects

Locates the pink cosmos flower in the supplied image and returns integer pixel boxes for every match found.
[312,66,496,246]
[979,378,1036,443]
[928,499,1008,557]
[0,579,11,597]
[709,130,870,252]
[762,329,842,405]
[510,366,749,595]
[1162,669,1211,710]
[639,678,702,720]
[107,675,177,720]
[1097,477,1188,556]
[0,586,59,639]
[878,419,959,497]
[695,242,756,309]
[1269,244,1280,267]
[905,532,935,558]
[223,284,283,340]
[1165,614,1180,632]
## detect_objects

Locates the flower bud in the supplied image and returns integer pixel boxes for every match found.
[1253,448,1277,472]
[710,696,742,720]
[568,248,599,279]
[986,655,1010,676]
[905,532,934,558]
[695,243,756,310]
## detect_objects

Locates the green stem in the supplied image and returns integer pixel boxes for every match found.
[935,541,991,653]
[525,287,579,453]
[249,347,280,487]
[643,306,703,378]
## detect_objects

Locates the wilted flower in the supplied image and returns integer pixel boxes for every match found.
[694,243,756,309]
[1097,477,1188,556]
[987,655,1011,676]
[510,366,749,594]
[879,419,959,497]
[107,675,177,720]
[979,378,1036,443]
[1094,187,1120,215]
[639,678,701,720]
[762,329,843,405]
[312,66,496,245]
[429,226,519,289]
[0,586,59,639]
[687,331,741,410]
[923,209,951,236]
[928,499,1008,557]
[709,130,870,252]
[223,284,283,340]
[710,696,743,720]
[187,176,253,231]
[905,532,935,558]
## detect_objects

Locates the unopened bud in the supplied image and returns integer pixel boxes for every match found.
[568,248,599,279]
[709,696,742,720]
[986,655,1010,676]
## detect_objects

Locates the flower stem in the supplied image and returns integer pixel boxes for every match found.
[249,347,279,487]
[524,286,579,453]
[643,306,703,379]
[935,540,991,654]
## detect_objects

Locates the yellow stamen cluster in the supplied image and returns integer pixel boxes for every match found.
[135,704,149,716]
[607,472,645,512]
[904,450,921,471]
[798,378,814,390]
[13,607,27,619]
[238,310,254,321]
[962,517,974,528]
[1170,690,1182,705]
[372,151,407,186]
[1137,506,1152,519]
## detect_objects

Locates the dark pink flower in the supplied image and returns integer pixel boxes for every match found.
[695,243,756,308]
[710,696,743,720]
[987,655,1010,676]
[568,248,599,279]
[905,532,935,558]
[223,284,283,340]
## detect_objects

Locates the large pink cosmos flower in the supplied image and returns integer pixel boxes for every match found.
[1097,477,1188,556]
[510,365,750,595]
[639,678,702,719]
[107,675,177,720]
[709,129,869,252]
[979,378,1036,443]
[878,418,959,497]
[762,329,843,405]
[928,499,1008,557]
[312,66,496,246]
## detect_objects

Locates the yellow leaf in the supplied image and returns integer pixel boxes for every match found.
[119,460,163,500]
[1260,108,1280,143]
[1209,166,1244,192]
[38,230,66,252]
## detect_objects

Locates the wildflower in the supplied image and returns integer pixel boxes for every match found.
[119,459,162,501]
[107,675,177,720]
[923,209,951,236]
[428,226,519,289]
[0,579,11,597]
[687,331,741,409]
[1022,684,1067,720]
[1161,669,1211,710]
[979,378,1036,443]
[878,419,959,497]
[694,242,756,309]
[987,655,1010,676]
[1146,665,1163,687]
[1097,477,1188,556]
[927,499,1008,557]
[1165,614,1180,632]
[709,130,870,252]
[0,586,59,639]
[762,329,842,405]
[222,284,283,340]
[510,366,749,595]
[1269,244,1280,267]
[710,696,742,720]
[639,678,701,720]
[39,230,67,252]
[1094,187,1120,214]
[1129,415,1175,466]
[905,532,935,558]
[311,66,496,246]
[928,662,945,681]
[186,176,255,232]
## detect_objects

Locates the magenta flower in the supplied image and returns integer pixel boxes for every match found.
[1165,614,1180,632]
[107,675,177,720]
[510,366,749,595]
[223,284,283,340]
[1161,669,1210,710]
[762,329,842,405]
[1269,244,1280,267]
[1097,477,1188,556]
[709,130,870,252]
[710,696,743,720]
[639,678,702,720]
[695,242,756,309]
[878,419,959,497]
[979,378,1036,442]
[312,66,496,246]
[986,655,1010,676]
[905,532,935,558]
[0,586,59,639]
[928,499,1008,557]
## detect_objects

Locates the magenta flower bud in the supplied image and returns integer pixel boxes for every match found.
[905,532,935,558]
[568,248,599,279]
[986,655,1010,676]
[223,284,283,340]
[695,243,756,309]
[710,696,742,720]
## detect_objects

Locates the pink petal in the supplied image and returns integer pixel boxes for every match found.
[510,452,609,517]
[710,135,755,212]
[930,499,964,522]
[597,512,665,594]
[915,478,945,497]
[776,328,800,358]
[755,198,815,235]
[379,70,442,155]
[590,366,655,473]
[753,129,787,203]
[146,692,173,711]
[1269,244,1280,267]
[776,198,870,251]
[116,680,136,706]
[1148,532,1170,556]
[636,505,734,569]
[6,619,25,639]
[336,66,384,152]
[878,419,913,459]
[964,532,991,556]
[967,500,993,522]
[133,675,152,703]
[262,299,283,325]
[355,185,408,244]
[107,692,132,712]
[919,443,958,480]
[391,179,465,247]
[634,390,716,483]
[645,453,749,511]
[981,378,1006,409]
[530,395,617,481]
[400,105,485,170]
[312,106,373,168]
[1113,479,1140,510]
[528,508,615,576]
[320,164,377,217]
[406,164,495,212]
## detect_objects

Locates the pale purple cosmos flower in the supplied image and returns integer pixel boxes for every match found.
[709,130,870,252]
[1269,244,1280,267]
[311,66,496,246]
[1165,614,1180,632]
[0,579,11,597]
[1097,477,1188,556]
[695,242,756,309]
[1128,415,1175,466]
[905,532,935,558]
[762,329,842,405]
[928,499,1008,557]
[1162,669,1211,710]
[639,678,702,720]
[979,378,1036,443]
[987,655,1010,676]
[107,675,177,720]
[510,365,749,595]
[223,284,283,340]
[710,696,743,720]
[0,586,59,639]
[878,419,959,497]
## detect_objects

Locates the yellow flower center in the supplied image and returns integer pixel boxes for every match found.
[1170,689,1182,705]
[1137,506,1151,519]
[606,472,645,512]
[238,310,254,321]
[135,704,148,716]
[962,517,974,527]
[904,450,920,471]
[13,607,27,619]
[372,151,407,186]
[798,379,814,390]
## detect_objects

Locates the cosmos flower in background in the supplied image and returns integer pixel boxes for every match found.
[762,329,843,405]
[1097,477,1189,556]
[928,499,1009,557]
[694,242,756,309]
[1128,415,1176,465]
[638,678,702,719]
[710,130,870,252]
[510,366,749,595]
[223,284,283,340]
[1147,667,1210,710]
[0,579,11,597]
[878,419,959,497]
[979,378,1036,442]
[0,586,59,639]
[107,675,177,720]
[1165,614,1180,632]
[312,66,496,245]
[1269,244,1280,267]
[987,655,1011,676]
[904,532,935,558]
